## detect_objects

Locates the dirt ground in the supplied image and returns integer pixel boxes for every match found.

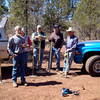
[0,60,100,100]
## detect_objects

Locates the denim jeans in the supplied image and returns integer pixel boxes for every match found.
[24,52,28,73]
[52,47,60,68]
[12,53,27,83]
[63,52,74,73]
[33,48,44,70]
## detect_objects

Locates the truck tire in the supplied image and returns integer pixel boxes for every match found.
[85,55,100,77]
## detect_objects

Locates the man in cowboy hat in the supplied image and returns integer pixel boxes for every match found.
[63,27,78,77]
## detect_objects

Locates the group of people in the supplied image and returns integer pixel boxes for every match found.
[7,25,78,87]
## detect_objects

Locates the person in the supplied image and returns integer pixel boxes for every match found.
[7,26,28,87]
[31,25,46,73]
[63,27,78,77]
[49,25,64,71]
[21,28,32,72]
[21,28,32,51]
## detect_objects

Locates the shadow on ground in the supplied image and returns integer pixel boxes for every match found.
[26,81,62,87]
[1,67,57,80]
[1,65,88,80]
[69,67,88,76]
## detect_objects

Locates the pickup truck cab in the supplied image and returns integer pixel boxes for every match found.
[0,39,8,60]
[74,40,100,76]
[0,17,9,61]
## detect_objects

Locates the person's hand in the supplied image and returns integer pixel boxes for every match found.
[42,36,46,40]
[58,48,61,51]
[38,35,43,40]
[66,49,71,52]
[39,35,46,40]
[61,45,66,53]
[13,54,18,57]
[21,43,27,48]
[64,52,68,57]
[35,36,41,40]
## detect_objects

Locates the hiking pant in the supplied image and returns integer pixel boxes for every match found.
[12,53,27,83]
[63,52,75,73]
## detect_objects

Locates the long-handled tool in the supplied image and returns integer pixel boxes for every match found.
[31,40,35,76]
[38,35,42,69]
[64,51,69,77]
[38,34,46,70]
[0,61,2,83]
[48,42,53,72]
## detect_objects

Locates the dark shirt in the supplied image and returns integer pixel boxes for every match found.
[49,32,64,49]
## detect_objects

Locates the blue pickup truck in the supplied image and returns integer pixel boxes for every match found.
[74,40,100,76]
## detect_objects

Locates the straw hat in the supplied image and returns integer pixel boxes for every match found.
[37,25,42,29]
[14,26,21,31]
[66,27,75,32]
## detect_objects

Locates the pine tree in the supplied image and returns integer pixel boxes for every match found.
[43,0,71,33]
[0,0,8,18]
[10,0,28,33]
[74,0,100,40]
[9,0,45,34]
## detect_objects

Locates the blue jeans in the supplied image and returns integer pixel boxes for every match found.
[63,52,74,73]
[52,47,60,68]
[24,52,28,73]
[33,48,44,70]
[12,53,27,82]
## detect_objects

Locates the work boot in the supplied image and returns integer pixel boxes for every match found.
[63,71,68,78]
[21,81,28,86]
[56,67,60,72]
[13,82,18,88]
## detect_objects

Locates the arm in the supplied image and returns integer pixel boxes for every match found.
[31,32,44,41]
[39,32,47,40]
[31,33,37,41]
[67,37,78,52]
[49,33,53,42]
[7,38,14,56]
[42,33,46,39]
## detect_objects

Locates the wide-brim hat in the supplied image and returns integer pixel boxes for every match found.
[66,27,75,32]
[37,25,42,29]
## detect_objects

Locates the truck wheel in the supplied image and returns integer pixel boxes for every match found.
[85,55,100,77]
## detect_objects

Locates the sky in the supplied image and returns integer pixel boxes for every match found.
[5,0,9,7]
[5,0,81,9]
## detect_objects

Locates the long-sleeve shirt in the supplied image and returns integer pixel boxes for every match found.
[49,32,64,49]
[66,35,78,52]
[7,35,26,55]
